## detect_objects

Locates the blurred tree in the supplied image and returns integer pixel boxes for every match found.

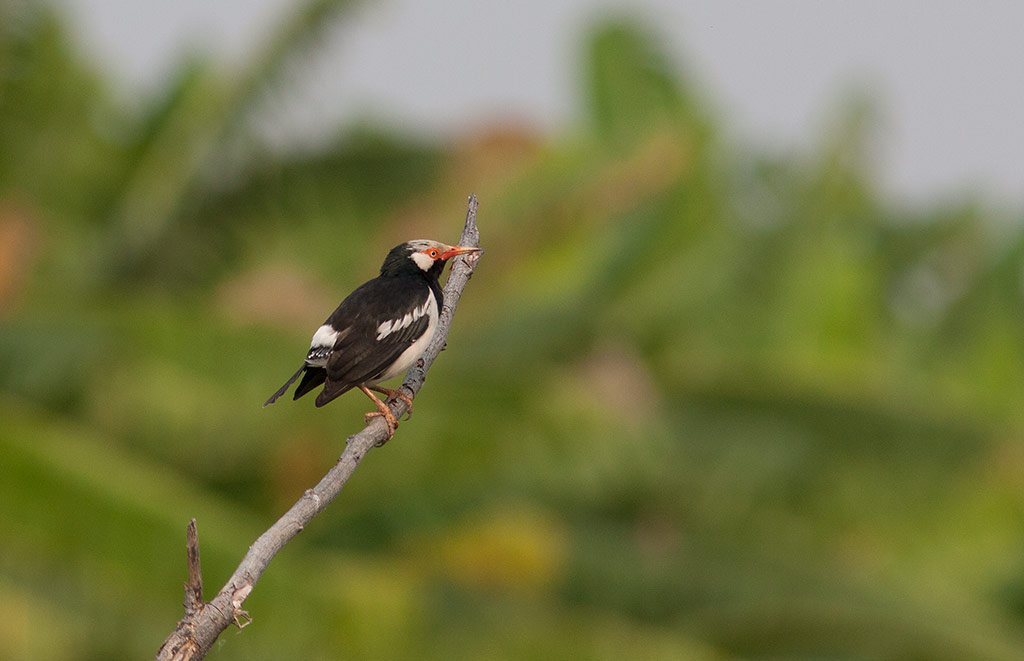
[3,4,1024,660]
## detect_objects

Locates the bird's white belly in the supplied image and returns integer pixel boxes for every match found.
[369,291,438,385]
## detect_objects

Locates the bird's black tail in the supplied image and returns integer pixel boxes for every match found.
[293,366,327,400]
[263,365,306,407]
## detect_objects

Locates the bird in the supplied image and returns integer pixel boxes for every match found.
[264,239,480,439]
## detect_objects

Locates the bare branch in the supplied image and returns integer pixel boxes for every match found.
[184,519,203,616]
[156,195,483,660]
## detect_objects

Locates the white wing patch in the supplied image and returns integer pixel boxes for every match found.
[310,324,339,347]
[376,299,431,341]
[370,291,439,384]
[306,324,342,366]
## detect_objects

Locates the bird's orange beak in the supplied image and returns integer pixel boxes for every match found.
[440,245,482,260]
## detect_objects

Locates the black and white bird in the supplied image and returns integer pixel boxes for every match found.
[264,239,480,438]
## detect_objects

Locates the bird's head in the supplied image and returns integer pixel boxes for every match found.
[381,239,481,278]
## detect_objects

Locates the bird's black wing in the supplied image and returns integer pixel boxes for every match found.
[315,277,433,407]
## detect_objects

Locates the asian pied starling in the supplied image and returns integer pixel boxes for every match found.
[264,239,480,438]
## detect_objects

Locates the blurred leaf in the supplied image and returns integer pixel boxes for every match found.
[96,0,366,283]
[584,19,704,150]
[4,7,1024,660]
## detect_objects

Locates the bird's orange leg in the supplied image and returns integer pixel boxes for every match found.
[359,385,398,443]
[369,385,414,418]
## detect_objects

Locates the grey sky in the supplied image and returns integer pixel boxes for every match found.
[61,0,1024,207]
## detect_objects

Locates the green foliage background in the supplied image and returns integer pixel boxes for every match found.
[3,2,1024,659]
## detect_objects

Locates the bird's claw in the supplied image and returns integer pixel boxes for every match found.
[371,386,414,420]
[393,389,414,420]
[365,408,398,446]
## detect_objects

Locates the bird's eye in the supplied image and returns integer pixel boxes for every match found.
[428,249,439,258]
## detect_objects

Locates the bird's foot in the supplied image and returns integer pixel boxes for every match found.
[359,385,403,445]
[371,386,414,419]
[364,407,398,445]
